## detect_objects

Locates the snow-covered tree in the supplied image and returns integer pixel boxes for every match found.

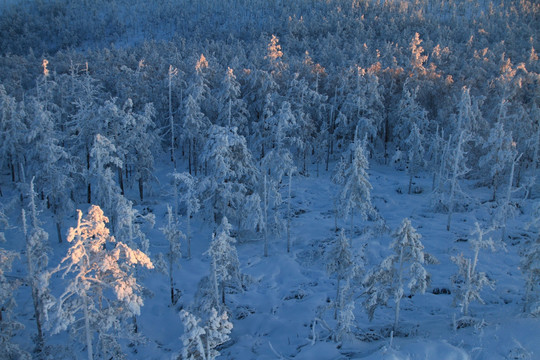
[200,125,261,234]
[494,149,521,241]
[172,171,200,259]
[451,223,496,318]
[260,100,298,254]
[216,67,248,133]
[26,93,74,242]
[363,218,437,330]
[0,84,26,183]
[161,205,185,305]
[479,120,515,201]
[522,202,540,316]
[326,230,356,320]
[180,308,233,360]
[440,129,472,231]
[393,86,428,154]
[120,101,158,201]
[182,54,211,175]
[0,211,31,360]
[405,122,425,194]
[22,179,52,351]
[336,136,375,235]
[206,217,241,307]
[45,205,153,360]
[89,134,123,220]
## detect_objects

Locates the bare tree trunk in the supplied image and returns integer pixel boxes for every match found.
[56,221,63,243]
[139,177,144,202]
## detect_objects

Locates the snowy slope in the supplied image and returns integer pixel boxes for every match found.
[7,158,536,359]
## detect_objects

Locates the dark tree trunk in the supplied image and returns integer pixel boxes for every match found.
[118,167,124,196]
[56,221,63,243]
[139,177,144,202]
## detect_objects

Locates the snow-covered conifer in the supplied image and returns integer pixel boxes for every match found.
[479,120,515,201]
[0,84,27,183]
[172,171,200,259]
[405,122,425,194]
[89,134,123,220]
[326,230,356,320]
[23,179,52,350]
[161,205,185,305]
[522,202,540,315]
[363,218,437,330]
[180,308,232,360]
[207,217,241,307]
[45,205,153,360]
[200,125,261,234]
[0,211,31,360]
[451,223,496,318]
[336,136,375,235]
[216,67,248,133]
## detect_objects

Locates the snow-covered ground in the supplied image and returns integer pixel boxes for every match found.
[6,157,537,359]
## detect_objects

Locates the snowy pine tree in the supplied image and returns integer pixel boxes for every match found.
[45,205,153,360]
[451,223,496,318]
[161,205,185,305]
[326,230,356,320]
[363,218,437,330]
[206,217,241,308]
[179,308,232,360]
[172,171,200,259]
[23,179,52,351]
[0,210,31,360]
[522,202,540,316]
[336,136,375,235]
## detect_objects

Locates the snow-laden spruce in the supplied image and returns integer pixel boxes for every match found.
[161,204,185,305]
[172,171,200,259]
[206,217,241,309]
[522,202,540,316]
[43,205,153,360]
[0,208,31,360]
[363,218,438,331]
[200,125,263,237]
[180,308,233,360]
[451,223,496,319]
[334,135,376,235]
[22,179,52,352]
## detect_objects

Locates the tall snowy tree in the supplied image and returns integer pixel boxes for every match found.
[522,202,540,316]
[479,120,515,201]
[216,67,249,133]
[44,205,153,360]
[451,223,496,318]
[180,308,233,360]
[89,134,123,222]
[182,54,211,175]
[206,217,241,308]
[199,125,262,235]
[363,218,437,330]
[405,122,425,194]
[0,210,31,360]
[172,171,200,259]
[0,84,27,184]
[22,179,52,351]
[326,230,358,321]
[161,205,185,305]
[336,136,375,235]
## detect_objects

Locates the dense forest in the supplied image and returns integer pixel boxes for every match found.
[0,0,539,359]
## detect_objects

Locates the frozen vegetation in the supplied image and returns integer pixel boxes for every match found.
[0,0,539,359]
